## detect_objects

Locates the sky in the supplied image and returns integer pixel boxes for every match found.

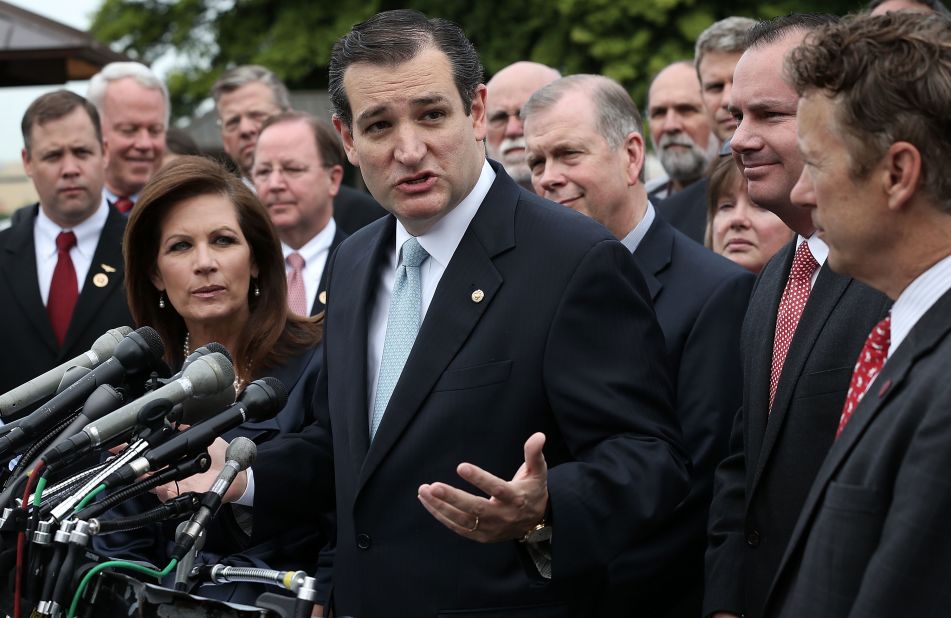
[2,0,109,163]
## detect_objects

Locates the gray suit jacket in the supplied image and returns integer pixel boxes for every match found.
[764,287,951,617]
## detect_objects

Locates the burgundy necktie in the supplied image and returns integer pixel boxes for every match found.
[769,241,819,409]
[286,252,308,317]
[114,197,134,214]
[48,231,78,347]
[836,314,891,439]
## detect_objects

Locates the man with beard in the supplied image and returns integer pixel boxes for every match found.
[646,61,719,204]
[87,62,168,214]
[485,61,561,189]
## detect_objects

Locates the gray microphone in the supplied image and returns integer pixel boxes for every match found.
[171,437,256,561]
[174,520,206,591]
[80,352,235,448]
[0,326,133,419]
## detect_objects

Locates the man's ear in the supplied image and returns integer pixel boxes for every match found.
[21,148,32,179]
[624,131,646,186]
[469,84,488,142]
[883,141,922,212]
[333,115,360,168]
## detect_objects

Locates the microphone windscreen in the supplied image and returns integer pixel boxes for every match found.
[260,376,289,410]
[203,342,233,365]
[225,436,256,469]
[135,326,165,360]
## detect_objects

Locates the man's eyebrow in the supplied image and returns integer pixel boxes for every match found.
[355,93,452,126]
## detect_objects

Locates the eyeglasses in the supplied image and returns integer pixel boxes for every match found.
[487,109,522,130]
[217,110,275,135]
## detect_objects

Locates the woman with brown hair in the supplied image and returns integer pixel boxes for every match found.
[96,155,331,607]
[706,155,794,274]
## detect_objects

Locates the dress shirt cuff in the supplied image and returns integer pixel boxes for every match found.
[234,466,255,507]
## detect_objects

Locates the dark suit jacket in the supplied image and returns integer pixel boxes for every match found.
[251,162,689,618]
[308,225,347,316]
[764,287,951,618]
[0,204,133,397]
[655,178,709,246]
[600,217,753,617]
[704,239,890,618]
[332,185,387,235]
[94,345,333,605]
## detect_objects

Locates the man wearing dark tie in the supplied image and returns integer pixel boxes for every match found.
[522,74,753,617]
[179,9,689,617]
[87,62,169,214]
[0,91,132,396]
[252,111,348,316]
[762,13,951,616]
[703,14,891,618]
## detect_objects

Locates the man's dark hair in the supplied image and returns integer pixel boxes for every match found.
[165,127,200,156]
[867,0,951,15]
[21,90,101,155]
[746,13,840,49]
[259,111,346,169]
[328,9,484,129]
[788,12,951,211]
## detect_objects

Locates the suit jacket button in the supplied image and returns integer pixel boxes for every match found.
[746,529,761,547]
[356,533,371,550]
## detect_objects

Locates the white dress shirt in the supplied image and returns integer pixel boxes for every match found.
[34,198,108,305]
[102,187,139,205]
[281,218,337,313]
[888,253,951,359]
[619,202,657,254]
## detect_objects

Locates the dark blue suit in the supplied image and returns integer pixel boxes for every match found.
[600,215,753,617]
[250,162,689,618]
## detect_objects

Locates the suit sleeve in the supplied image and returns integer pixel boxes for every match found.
[543,238,690,579]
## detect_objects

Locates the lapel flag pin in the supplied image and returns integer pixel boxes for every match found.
[101,263,117,273]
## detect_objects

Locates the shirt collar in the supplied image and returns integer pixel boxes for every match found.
[796,233,829,267]
[35,197,108,258]
[394,159,495,268]
[103,186,138,205]
[282,218,337,265]
[889,252,951,357]
[620,201,656,253]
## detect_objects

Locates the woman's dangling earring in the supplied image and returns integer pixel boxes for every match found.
[158,292,166,309]
[254,280,260,297]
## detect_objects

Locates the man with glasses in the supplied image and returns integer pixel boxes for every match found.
[212,65,386,234]
[485,61,561,189]
[252,111,347,316]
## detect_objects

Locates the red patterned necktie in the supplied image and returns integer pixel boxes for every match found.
[114,197,134,214]
[286,252,308,317]
[48,231,78,347]
[769,241,819,409]
[836,314,891,439]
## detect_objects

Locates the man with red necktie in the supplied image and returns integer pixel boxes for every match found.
[0,91,132,397]
[763,12,951,617]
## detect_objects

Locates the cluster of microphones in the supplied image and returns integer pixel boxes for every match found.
[0,326,319,618]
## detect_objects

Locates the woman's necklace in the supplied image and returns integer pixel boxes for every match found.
[183,333,249,392]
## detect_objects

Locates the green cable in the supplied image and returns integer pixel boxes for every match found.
[67,558,178,618]
[33,476,47,507]
[73,483,107,513]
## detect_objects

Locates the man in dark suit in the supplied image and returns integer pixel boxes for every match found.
[252,111,347,315]
[703,14,891,618]
[211,64,387,234]
[763,13,951,616]
[0,91,132,397]
[523,74,753,618]
[177,9,689,617]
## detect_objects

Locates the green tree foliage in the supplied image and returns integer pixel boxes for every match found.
[90,0,863,122]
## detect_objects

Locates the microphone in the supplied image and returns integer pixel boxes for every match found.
[170,342,235,425]
[0,326,133,420]
[105,377,286,487]
[50,352,235,458]
[171,437,256,561]
[173,520,206,591]
[0,327,164,457]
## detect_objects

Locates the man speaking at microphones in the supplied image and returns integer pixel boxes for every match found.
[0,91,133,399]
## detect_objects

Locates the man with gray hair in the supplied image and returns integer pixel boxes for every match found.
[523,73,752,618]
[211,64,385,234]
[485,61,561,188]
[87,62,169,213]
[695,16,757,142]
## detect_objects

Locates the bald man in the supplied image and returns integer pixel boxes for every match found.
[485,61,560,187]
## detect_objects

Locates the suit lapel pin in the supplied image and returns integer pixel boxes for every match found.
[471,289,485,303]
[877,377,892,398]
[319,290,327,305]
[101,263,117,273]
[92,273,109,288]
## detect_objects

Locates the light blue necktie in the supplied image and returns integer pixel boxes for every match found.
[370,237,429,440]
